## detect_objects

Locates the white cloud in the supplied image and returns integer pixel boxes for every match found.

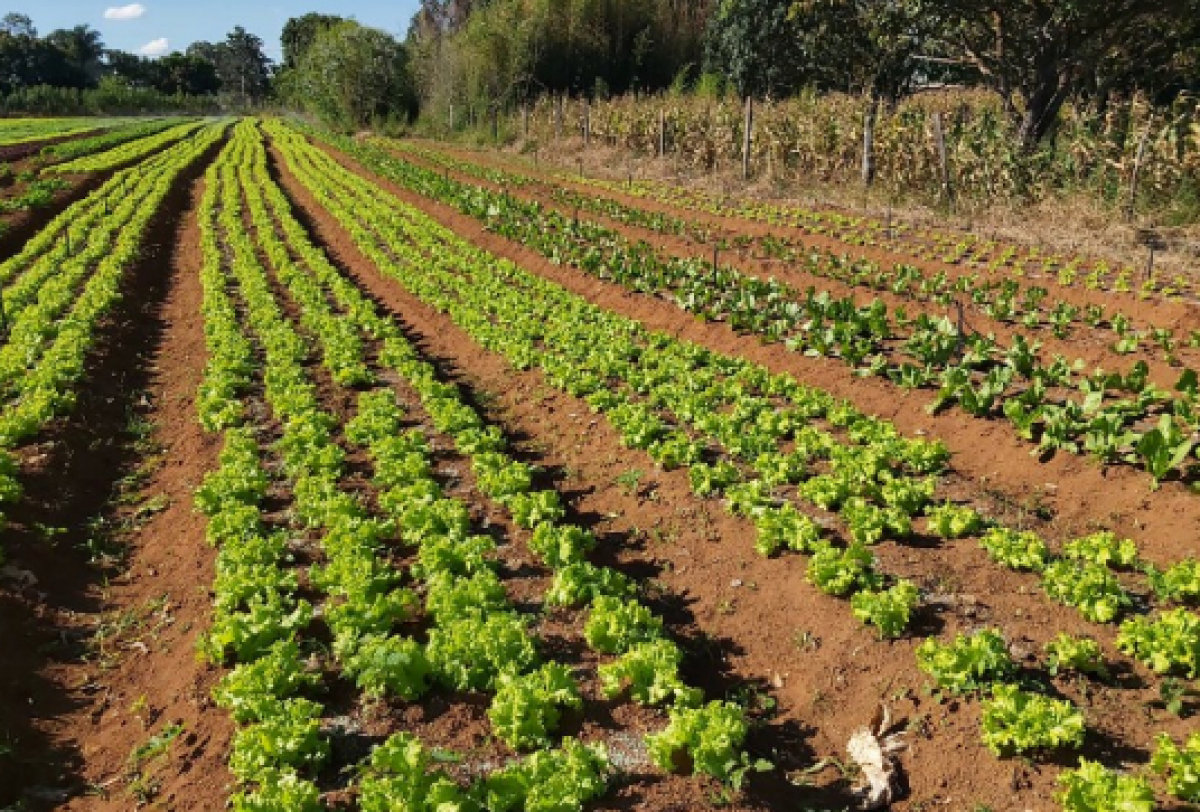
[104,3,146,21]
[137,37,169,57]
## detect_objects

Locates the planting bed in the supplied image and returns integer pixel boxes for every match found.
[0,117,1198,812]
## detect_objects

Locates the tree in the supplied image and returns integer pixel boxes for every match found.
[704,0,805,97]
[924,0,1199,147]
[289,20,415,128]
[155,52,220,95]
[788,1,928,102]
[188,26,272,102]
[46,25,105,86]
[0,12,35,38]
[281,12,343,69]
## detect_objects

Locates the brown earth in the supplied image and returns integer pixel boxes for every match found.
[0,157,230,809]
[264,133,1196,811]
[305,137,1200,572]
[1,118,1196,812]
[401,139,1200,371]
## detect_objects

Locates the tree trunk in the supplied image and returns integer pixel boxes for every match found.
[1016,70,1072,150]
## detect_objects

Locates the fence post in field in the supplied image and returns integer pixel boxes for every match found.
[1127,112,1156,222]
[862,98,878,186]
[658,108,666,158]
[742,96,754,180]
[492,106,499,140]
[932,111,953,208]
[584,100,591,147]
[449,102,454,131]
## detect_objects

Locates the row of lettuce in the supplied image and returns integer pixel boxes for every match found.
[396,140,1190,362]
[268,119,1200,809]
[198,120,772,810]
[0,118,202,228]
[385,139,1200,490]
[0,121,227,554]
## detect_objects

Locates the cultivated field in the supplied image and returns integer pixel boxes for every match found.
[1,115,1199,812]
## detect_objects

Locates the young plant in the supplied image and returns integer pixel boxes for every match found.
[915,629,1015,693]
[488,663,583,750]
[1055,759,1155,812]
[850,580,920,639]
[646,701,768,784]
[979,527,1048,571]
[1043,634,1109,679]
[1151,731,1200,802]
[979,684,1085,757]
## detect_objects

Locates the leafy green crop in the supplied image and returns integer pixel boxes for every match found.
[979,684,1085,756]
[926,501,984,539]
[584,596,664,654]
[915,629,1015,693]
[213,641,321,723]
[1116,608,1200,677]
[646,701,764,782]
[850,580,920,638]
[1041,560,1132,623]
[427,613,539,691]
[598,639,702,707]
[544,562,633,608]
[343,635,431,700]
[806,542,880,596]
[529,522,595,568]
[480,738,609,812]
[1147,558,1200,605]
[1043,634,1108,678]
[1063,531,1139,570]
[357,732,475,812]
[228,698,329,783]
[231,768,322,812]
[979,526,1048,571]
[753,504,822,557]
[1152,731,1200,802]
[488,663,583,750]
[1055,759,1154,812]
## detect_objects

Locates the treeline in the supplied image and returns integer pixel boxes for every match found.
[0,12,272,113]
[407,0,1200,149]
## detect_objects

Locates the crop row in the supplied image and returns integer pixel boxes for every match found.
[308,130,1200,496]
[0,123,226,547]
[47,118,209,174]
[270,120,1200,809]
[0,117,109,148]
[393,139,1191,363]
[38,117,187,164]
[198,120,763,809]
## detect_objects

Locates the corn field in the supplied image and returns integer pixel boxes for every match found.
[496,90,1200,221]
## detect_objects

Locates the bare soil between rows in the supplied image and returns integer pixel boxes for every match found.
[394,142,1197,386]
[2,122,1196,812]
[271,134,1197,810]
[0,145,230,810]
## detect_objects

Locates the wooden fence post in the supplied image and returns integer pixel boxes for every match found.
[932,112,953,207]
[742,96,754,181]
[658,108,666,158]
[862,98,878,186]
[1127,113,1156,222]
[449,102,454,131]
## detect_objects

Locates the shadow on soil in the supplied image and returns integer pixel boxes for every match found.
[0,132,225,809]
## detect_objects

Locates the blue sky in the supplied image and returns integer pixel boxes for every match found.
[12,1,421,59]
